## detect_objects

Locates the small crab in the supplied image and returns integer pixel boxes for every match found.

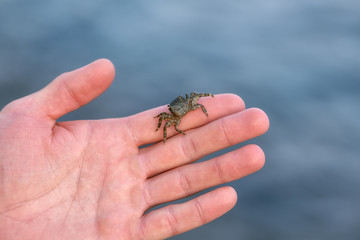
[154,92,214,142]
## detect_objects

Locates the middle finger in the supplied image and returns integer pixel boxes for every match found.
[143,144,265,208]
[140,108,269,177]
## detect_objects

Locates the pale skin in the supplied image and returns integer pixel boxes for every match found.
[0,59,269,240]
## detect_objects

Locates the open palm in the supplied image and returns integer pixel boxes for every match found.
[0,59,269,240]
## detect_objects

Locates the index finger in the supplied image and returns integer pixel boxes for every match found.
[125,94,245,146]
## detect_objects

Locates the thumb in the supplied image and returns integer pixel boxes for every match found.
[33,58,115,120]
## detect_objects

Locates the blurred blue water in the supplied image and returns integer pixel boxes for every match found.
[1,0,360,239]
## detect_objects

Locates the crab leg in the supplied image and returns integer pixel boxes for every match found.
[174,119,185,135]
[162,121,173,142]
[191,103,209,117]
[189,92,214,107]
[154,112,171,132]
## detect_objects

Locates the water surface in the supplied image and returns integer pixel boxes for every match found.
[1,1,360,239]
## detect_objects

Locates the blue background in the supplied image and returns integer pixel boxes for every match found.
[1,0,360,239]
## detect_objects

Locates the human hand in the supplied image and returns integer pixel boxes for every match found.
[0,59,269,240]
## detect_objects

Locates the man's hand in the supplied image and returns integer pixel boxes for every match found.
[0,59,269,240]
